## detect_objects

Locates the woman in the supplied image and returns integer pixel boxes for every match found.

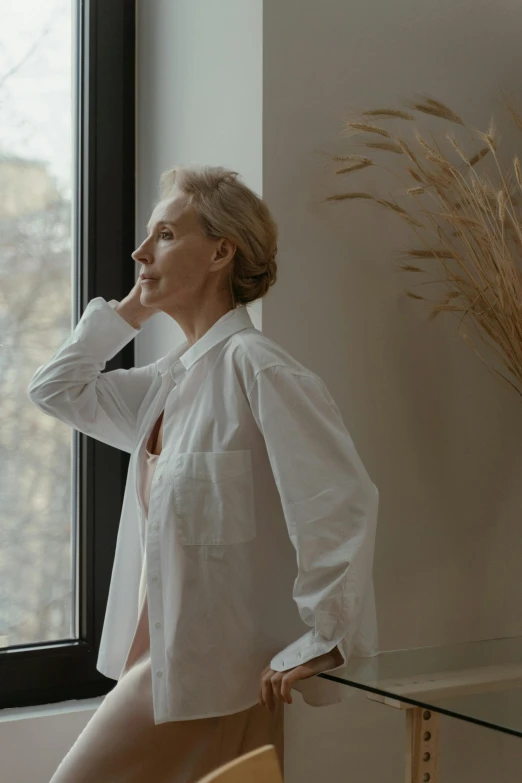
[28,165,379,782]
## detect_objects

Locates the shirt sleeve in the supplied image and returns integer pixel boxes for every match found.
[247,364,379,673]
[27,297,157,454]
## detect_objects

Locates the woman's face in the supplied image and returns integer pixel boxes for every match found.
[131,188,235,312]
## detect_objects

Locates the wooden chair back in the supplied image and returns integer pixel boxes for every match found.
[195,744,284,783]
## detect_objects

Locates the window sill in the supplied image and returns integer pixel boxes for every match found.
[0,696,105,723]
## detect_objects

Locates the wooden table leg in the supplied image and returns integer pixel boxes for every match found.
[405,706,440,783]
[366,694,441,782]
[362,657,522,780]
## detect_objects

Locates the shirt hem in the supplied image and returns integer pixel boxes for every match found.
[155,696,269,724]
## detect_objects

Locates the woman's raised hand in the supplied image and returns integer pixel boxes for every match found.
[113,276,162,329]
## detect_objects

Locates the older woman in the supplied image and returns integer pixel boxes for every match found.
[29,165,379,783]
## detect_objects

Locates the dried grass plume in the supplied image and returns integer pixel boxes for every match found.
[324,92,522,400]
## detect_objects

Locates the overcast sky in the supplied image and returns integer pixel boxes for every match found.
[0,0,72,197]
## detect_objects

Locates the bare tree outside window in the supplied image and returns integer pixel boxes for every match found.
[0,0,74,648]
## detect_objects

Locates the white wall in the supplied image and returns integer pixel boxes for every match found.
[3,0,522,780]
[134,0,263,362]
[0,698,104,783]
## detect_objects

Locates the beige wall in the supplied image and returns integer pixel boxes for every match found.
[260,1,522,778]
[262,0,522,649]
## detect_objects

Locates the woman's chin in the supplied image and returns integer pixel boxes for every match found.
[140,291,159,307]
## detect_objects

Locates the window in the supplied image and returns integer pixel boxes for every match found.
[0,0,136,709]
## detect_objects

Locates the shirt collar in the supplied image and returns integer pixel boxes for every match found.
[156,305,255,382]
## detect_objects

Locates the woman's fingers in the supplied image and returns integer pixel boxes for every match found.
[260,668,294,708]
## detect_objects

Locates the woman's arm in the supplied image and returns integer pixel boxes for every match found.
[27,297,158,454]
[247,363,379,672]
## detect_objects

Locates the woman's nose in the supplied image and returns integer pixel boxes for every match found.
[132,247,146,263]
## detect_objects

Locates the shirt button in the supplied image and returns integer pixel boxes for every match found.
[156,670,163,677]
[281,660,284,666]
[151,575,158,582]
[154,621,161,628]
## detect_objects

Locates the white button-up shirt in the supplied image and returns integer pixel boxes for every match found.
[27,296,379,723]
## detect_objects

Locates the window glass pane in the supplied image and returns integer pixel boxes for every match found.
[0,0,75,648]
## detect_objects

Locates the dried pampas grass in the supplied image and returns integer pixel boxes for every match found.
[324,92,522,399]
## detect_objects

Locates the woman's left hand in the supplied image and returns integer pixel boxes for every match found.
[259,645,344,709]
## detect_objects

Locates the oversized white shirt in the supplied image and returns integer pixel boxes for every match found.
[27,296,380,723]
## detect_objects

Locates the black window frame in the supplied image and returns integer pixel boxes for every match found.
[1,0,137,710]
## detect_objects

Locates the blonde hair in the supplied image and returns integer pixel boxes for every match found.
[157,164,278,307]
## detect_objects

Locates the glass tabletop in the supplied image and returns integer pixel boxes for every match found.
[318,636,522,737]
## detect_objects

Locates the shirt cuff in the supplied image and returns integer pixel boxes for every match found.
[269,630,347,673]
[69,297,142,362]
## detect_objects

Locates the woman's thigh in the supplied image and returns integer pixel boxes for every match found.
[48,657,284,783]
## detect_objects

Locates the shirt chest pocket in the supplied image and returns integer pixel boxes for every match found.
[171,450,257,545]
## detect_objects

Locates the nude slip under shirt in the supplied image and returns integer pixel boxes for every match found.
[137,447,159,614]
